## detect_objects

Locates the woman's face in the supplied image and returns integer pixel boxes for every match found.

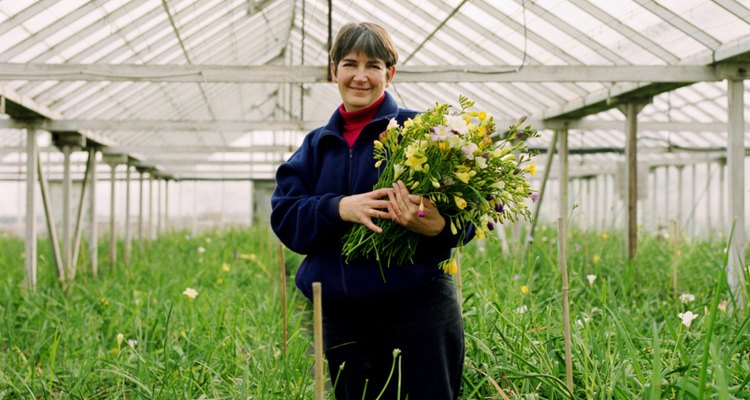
[331,51,395,112]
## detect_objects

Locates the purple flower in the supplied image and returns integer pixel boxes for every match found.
[495,203,504,213]
[485,194,494,201]
[531,193,540,203]
[418,210,425,218]
[487,222,494,231]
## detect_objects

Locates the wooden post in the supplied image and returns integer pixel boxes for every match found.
[726,78,747,308]
[89,147,98,276]
[558,129,569,227]
[313,282,325,400]
[619,101,649,260]
[25,129,38,291]
[124,163,132,265]
[557,218,574,394]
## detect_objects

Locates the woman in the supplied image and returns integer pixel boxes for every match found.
[271,22,469,399]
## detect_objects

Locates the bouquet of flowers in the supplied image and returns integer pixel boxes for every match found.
[342,96,538,273]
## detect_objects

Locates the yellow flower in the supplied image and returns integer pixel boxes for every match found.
[592,254,601,264]
[475,228,486,240]
[405,143,427,171]
[454,196,467,210]
[101,298,109,306]
[374,160,383,168]
[445,258,458,275]
[454,171,471,183]
[221,263,230,272]
[374,140,384,150]
[525,162,537,176]
[601,232,609,240]
[479,111,487,121]
[520,285,530,295]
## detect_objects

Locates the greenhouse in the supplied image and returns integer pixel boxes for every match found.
[1,0,749,398]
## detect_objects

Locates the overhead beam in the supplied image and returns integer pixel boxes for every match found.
[2,118,747,134]
[0,63,725,83]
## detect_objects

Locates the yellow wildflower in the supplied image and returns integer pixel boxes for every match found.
[479,111,487,121]
[520,285,530,295]
[601,232,609,240]
[592,254,601,264]
[374,140,384,150]
[375,160,383,168]
[445,258,458,275]
[222,263,230,272]
[525,162,537,176]
[454,171,471,183]
[475,228,486,240]
[454,196,467,209]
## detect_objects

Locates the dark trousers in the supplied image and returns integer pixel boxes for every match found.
[323,275,464,400]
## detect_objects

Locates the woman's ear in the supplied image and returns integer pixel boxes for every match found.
[385,66,396,87]
[330,63,338,82]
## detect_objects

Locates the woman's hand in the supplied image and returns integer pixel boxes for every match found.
[387,181,445,237]
[339,188,394,233]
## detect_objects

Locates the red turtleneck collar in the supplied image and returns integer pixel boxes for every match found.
[339,94,385,148]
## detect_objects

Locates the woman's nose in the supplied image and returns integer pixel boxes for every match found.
[353,69,367,81]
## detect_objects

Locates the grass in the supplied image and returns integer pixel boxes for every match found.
[0,225,748,399]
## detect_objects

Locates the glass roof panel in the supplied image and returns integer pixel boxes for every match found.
[0,1,36,17]
[658,0,749,43]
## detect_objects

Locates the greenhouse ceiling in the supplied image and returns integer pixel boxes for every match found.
[1,0,750,180]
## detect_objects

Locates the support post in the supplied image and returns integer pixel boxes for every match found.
[149,173,154,239]
[157,178,162,236]
[138,169,144,240]
[164,179,170,233]
[89,147,98,276]
[558,129,569,228]
[61,145,72,277]
[618,100,649,260]
[124,163,132,265]
[103,153,127,268]
[726,78,747,308]
[25,129,38,291]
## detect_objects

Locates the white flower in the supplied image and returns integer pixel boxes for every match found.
[183,287,198,300]
[430,125,452,141]
[205,237,212,243]
[680,293,695,304]
[461,142,478,159]
[387,118,399,130]
[515,305,528,314]
[591,307,601,313]
[197,246,206,254]
[116,333,124,347]
[513,274,521,281]
[576,319,584,328]
[445,114,468,135]
[586,274,596,286]
[678,311,698,328]
[127,339,138,348]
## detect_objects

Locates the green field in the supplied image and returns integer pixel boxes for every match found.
[0,226,748,399]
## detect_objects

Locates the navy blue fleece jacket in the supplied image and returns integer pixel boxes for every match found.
[271,92,470,302]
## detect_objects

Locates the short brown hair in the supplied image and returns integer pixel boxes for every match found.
[330,22,398,70]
